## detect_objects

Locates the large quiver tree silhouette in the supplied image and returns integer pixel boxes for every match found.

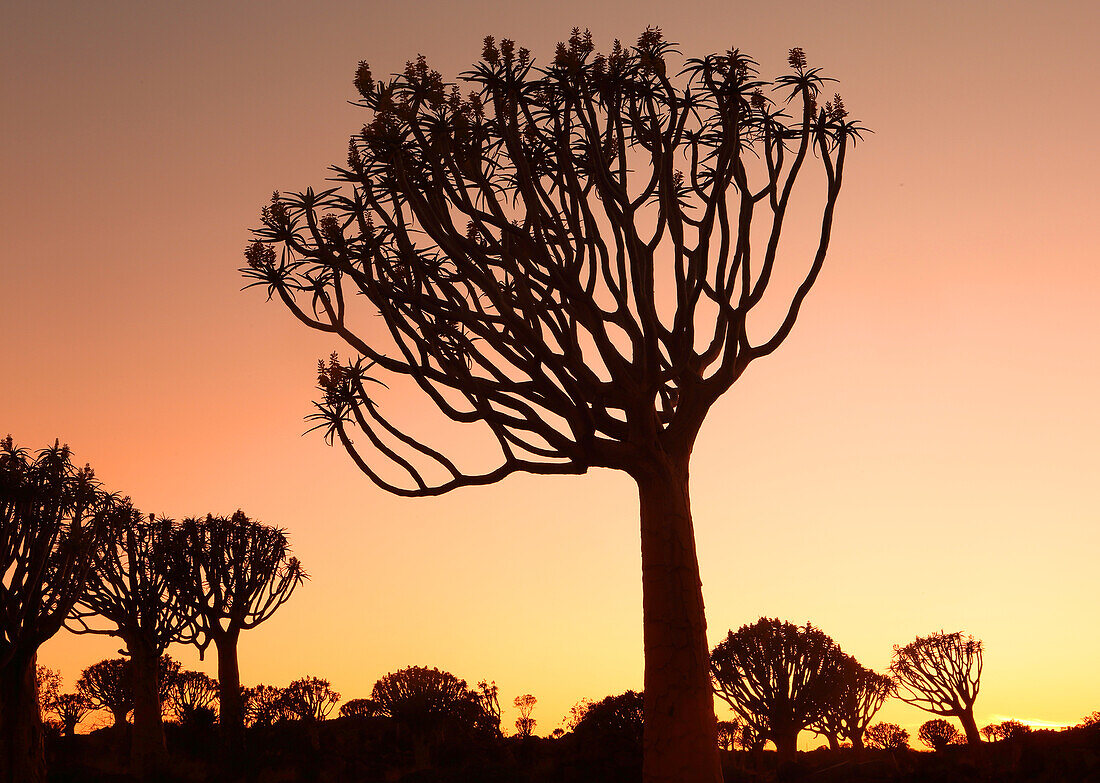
[168,511,305,747]
[0,437,118,783]
[68,510,191,778]
[244,28,861,783]
[890,631,983,746]
[808,652,893,750]
[710,618,845,762]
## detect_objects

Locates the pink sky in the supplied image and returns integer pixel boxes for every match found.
[3,0,1098,741]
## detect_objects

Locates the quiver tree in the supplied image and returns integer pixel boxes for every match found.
[36,666,62,715]
[339,698,383,718]
[981,719,1030,742]
[284,676,340,721]
[890,631,983,746]
[918,718,961,751]
[864,722,908,751]
[51,693,92,737]
[168,511,305,746]
[808,653,893,750]
[514,693,537,737]
[473,680,502,736]
[78,657,134,728]
[715,718,742,751]
[371,666,494,769]
[243,27,862,783]
[68,510,192,778]
[710,618,845,762]
[0,437,119,783]
[168,670,219,723]
[571,690,645,755]
[243,684,291,727]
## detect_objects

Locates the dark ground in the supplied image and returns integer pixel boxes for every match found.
[48,720,1100,783]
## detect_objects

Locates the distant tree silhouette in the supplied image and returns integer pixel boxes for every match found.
[1080,711,1100,728]
[370,666,495,769]
[243,27,861,783]
[36,666,62,716]
[890,631,983,746]
[284,676,340,721]
[711,618,845,762]
[808,653,893,750]
[981,719,1030,742]
[339,698,383,719]
[168,511,305,747]
[918,718,961,751]
[168,670,219,723]
[715,718,742,751]
[0,438,120,783]
[51,693,92,737]
[865,722,908,751]
[68,510,191,778]
[514,693,537,738]
[243,684,291,727]
[473,680,502,736]
[572,690,645,748]
[565,698,595,731]
[78,658,134,728]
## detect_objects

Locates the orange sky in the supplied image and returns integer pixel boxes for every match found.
[3,0,1098,743]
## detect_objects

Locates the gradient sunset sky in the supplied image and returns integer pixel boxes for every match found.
[3,0,1098,742]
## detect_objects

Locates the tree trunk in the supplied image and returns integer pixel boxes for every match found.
[216,632,244,750]
[636,457,722,783]
[0,650,47,783]
[850,731,865,751]
[129,640,169,780]
[774,731,799,764]
[826,732,840,751]
[959,707,981,747]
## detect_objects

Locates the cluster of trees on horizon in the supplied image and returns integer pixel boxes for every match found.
[5,434,1099,783]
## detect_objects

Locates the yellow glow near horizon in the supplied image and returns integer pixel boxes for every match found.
[4,0,1099,750]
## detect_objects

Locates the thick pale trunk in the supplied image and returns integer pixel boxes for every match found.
[216,633,244,750]
[637,458,722,783]
[129,641,168,779]
[959,707,981,747]
[0,650,46,783]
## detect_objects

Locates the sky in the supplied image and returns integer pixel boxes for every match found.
[3,0,1099,744]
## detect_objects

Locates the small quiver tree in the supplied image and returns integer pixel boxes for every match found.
[808,652,893,750]
[918,718,961,751]
[168,670,219,725]
[865,722,909,751]
[78,658,134,729]
[243,684,292,727]
[243,27,863,783]
[981,719,1030,742]
[710,618,845,763]
[715,718,742,751]
[51,693,92,737]
[340,698,383,719]
[890,631,983,746]
[168,511,305,747]
[514,693,537,738]
[68,510,191,778]
[284,676,340,722]
[0,438,119,783]
[371,666,492,770]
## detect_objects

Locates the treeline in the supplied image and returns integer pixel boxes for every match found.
[706,617,1098,760]
[6,438,1100,783]
[0,437,304,782]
